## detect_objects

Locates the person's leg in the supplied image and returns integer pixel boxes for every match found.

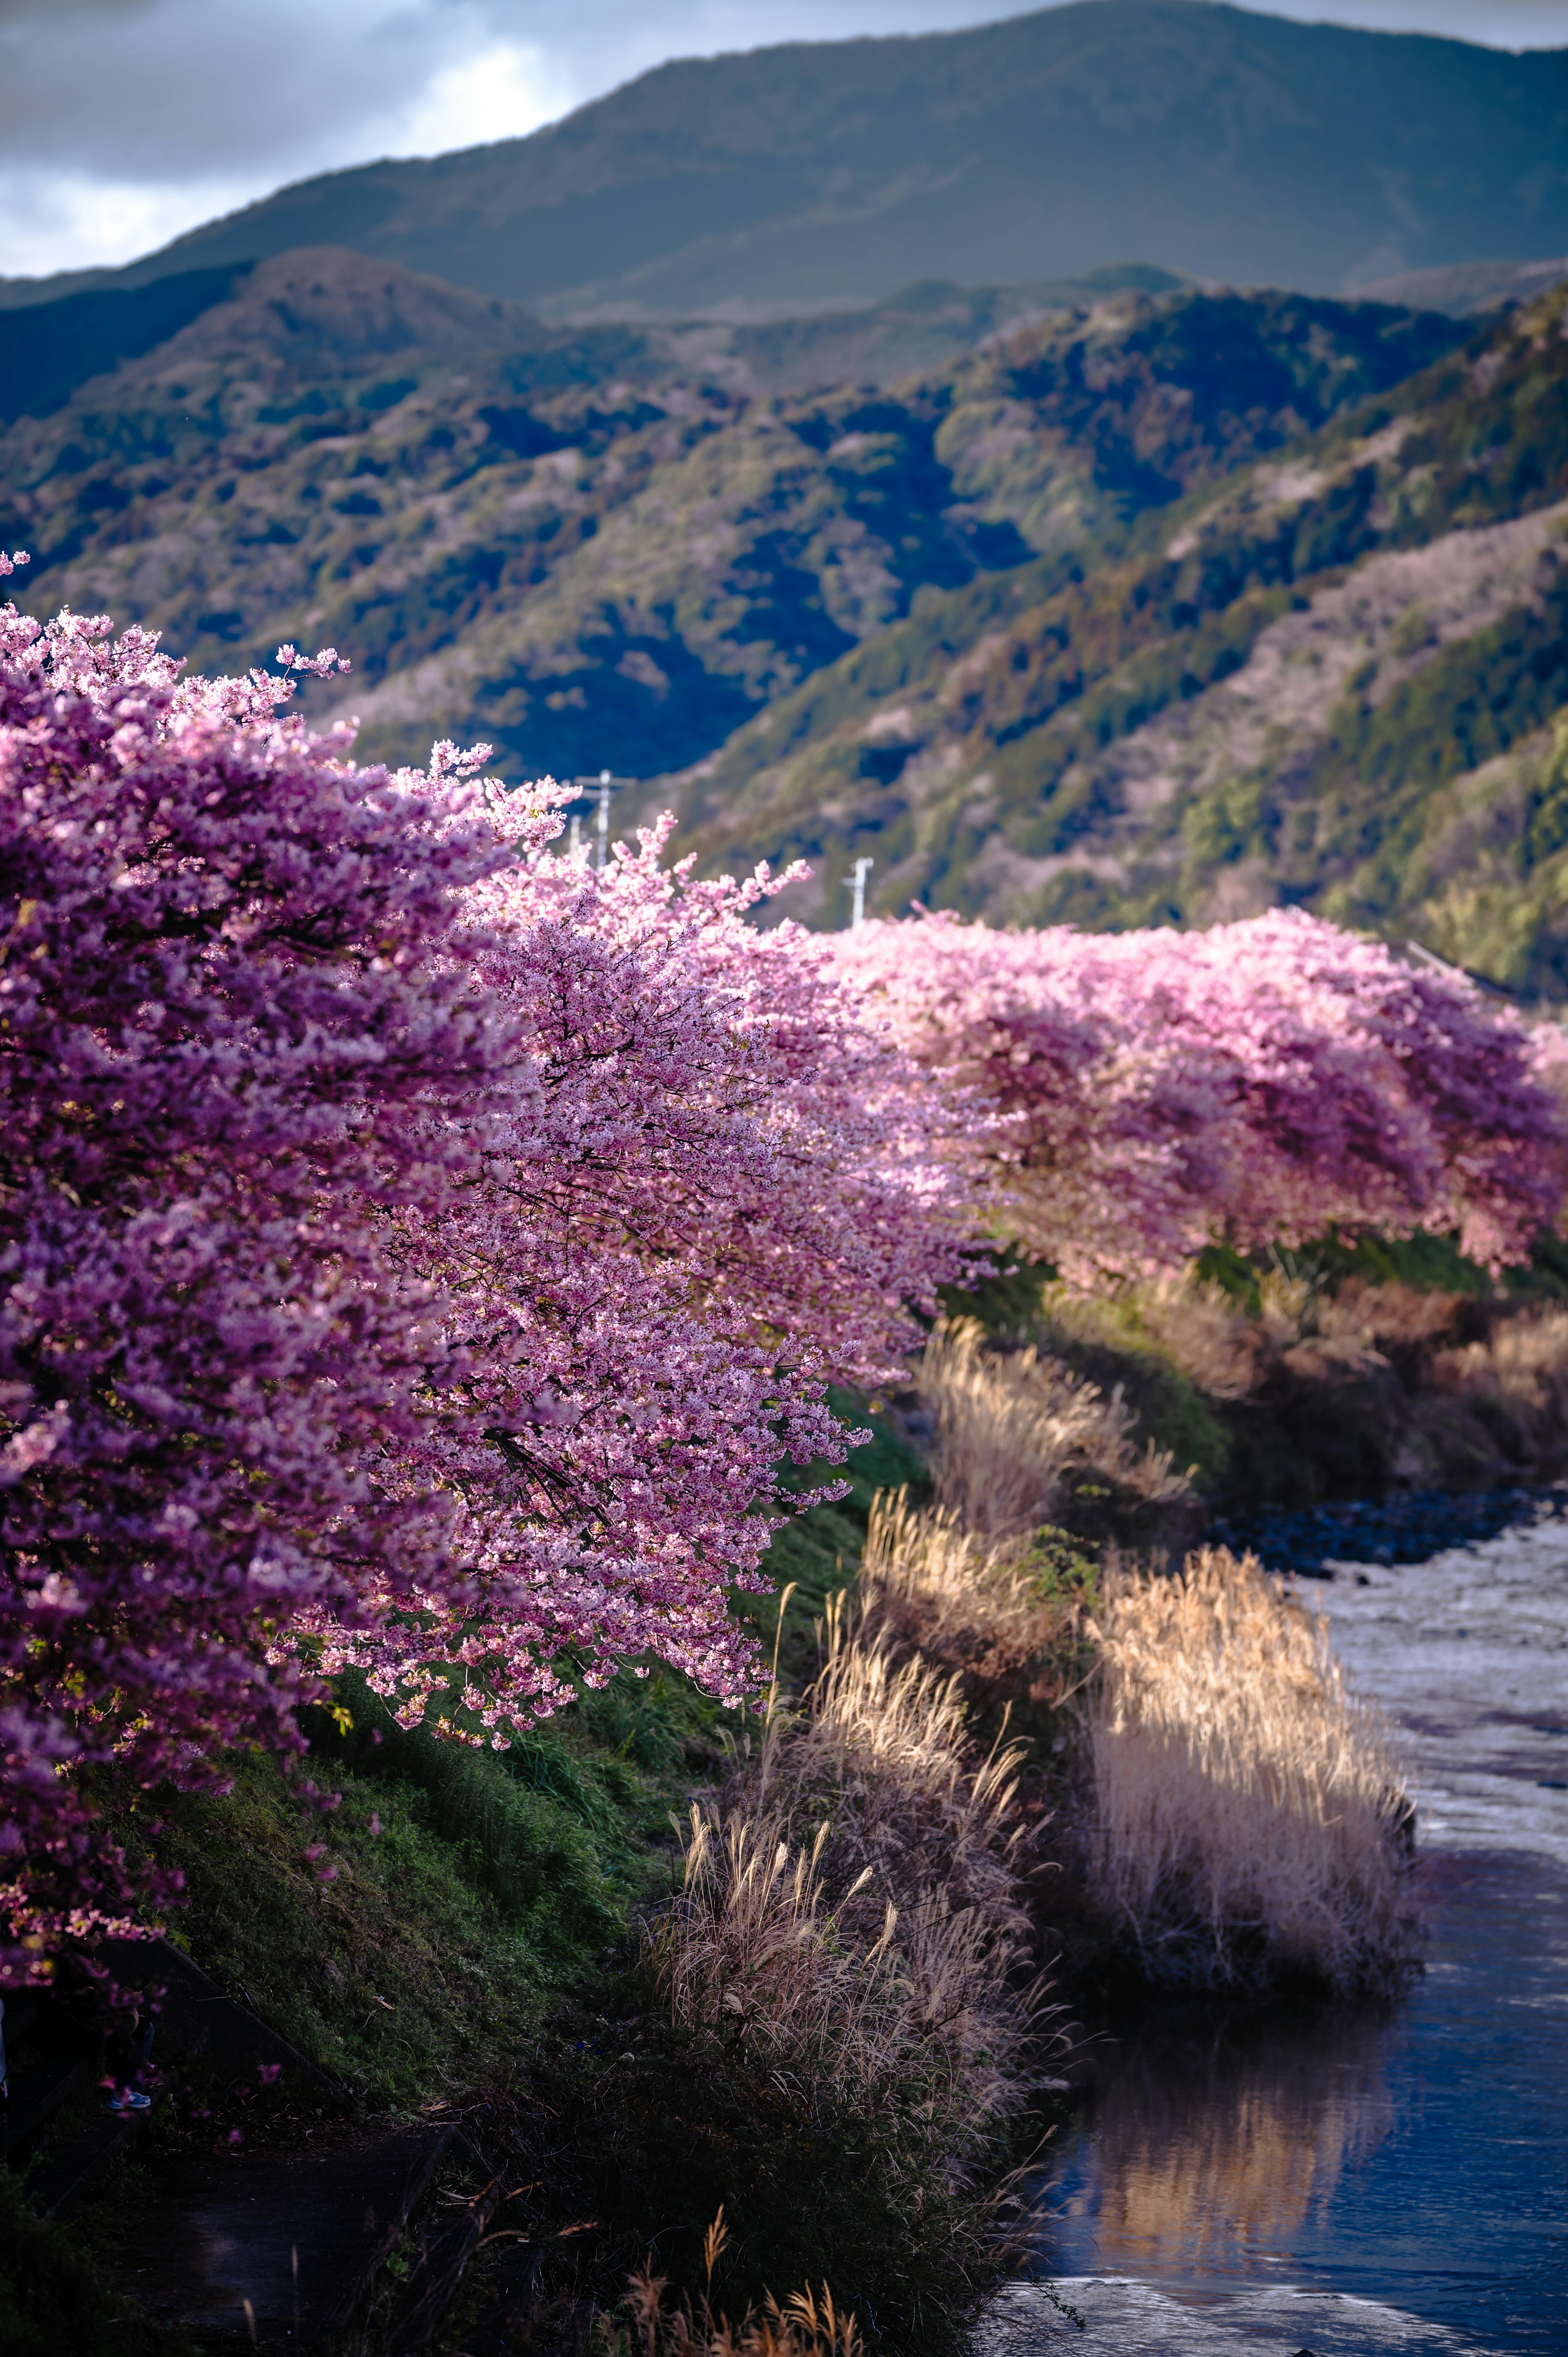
[105,2003,153,2112]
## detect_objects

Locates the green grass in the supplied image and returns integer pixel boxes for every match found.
[119,1744,610,2102]
[15,1388,985,2357]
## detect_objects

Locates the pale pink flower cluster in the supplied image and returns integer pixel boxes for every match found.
[0,585,966,1973]
[833,910,1567,1282]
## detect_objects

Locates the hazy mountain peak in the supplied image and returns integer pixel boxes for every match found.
[4,4,1563,323]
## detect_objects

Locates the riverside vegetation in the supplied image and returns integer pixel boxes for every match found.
[6,28,1568,2342]
[7,585,1565,2347]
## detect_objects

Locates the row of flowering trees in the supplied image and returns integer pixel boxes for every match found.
[3,578,1565,1976]
[0,583,973,1976]
[835,909,1567,1284]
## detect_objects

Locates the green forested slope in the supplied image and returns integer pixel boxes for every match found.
[664,285,1568,976]
[6,249,1563,992]
[0,254,1455,789]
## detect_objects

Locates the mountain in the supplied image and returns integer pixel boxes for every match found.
[0,249,1184,428]
[9,245,1564,996]
[1356,258,1568,321]
[660,284,1568,996]
[0,249,1462,796]
[2,4,1564,321]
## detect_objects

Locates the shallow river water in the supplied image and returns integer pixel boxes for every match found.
[985,1523,1568,2355]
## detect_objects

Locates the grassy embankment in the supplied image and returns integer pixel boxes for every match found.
[13,1238,1565,2353]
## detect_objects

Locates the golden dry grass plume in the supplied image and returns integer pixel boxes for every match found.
[607,2261,860,2357]
[1085,1547,1418,1993]
[649,1589,1060,2188]
[918,1316,1188,1540]
[856,1485,1090,1719]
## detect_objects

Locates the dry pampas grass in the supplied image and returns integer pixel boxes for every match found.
[650,1596,1055,2174]
[1085,1547,1417,1994]
[918,1317,1188,1540]
[651,1806,902,2087]
[857,1486,1089,1715]
[611,2260,860,2357]
[764,1599,1035,1978]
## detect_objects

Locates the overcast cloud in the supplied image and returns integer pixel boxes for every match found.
[3,0,1564,282]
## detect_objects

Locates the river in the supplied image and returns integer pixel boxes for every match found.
[986,1520,1568,2355]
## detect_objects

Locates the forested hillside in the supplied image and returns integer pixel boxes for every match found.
[6,246,1565,992]
[666,284,1568,992]
[0,251,1459,786]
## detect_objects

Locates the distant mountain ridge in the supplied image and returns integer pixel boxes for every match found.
[2,3,1564,321]
[1356,258,1568,320]
[0,250,1187,427]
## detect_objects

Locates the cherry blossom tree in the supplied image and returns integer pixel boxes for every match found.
[0,571,542,1973]
[0,577,969,1973]
[315,825,973,1739]
[833,908,1567,1282]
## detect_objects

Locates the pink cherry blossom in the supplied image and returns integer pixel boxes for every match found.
[833,910,1566,1282]
[306,820,975,1739]
[0,587,968,1976]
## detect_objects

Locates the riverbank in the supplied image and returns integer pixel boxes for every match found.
[8,1254,1567,2355]
[1009,1517,1568,2355]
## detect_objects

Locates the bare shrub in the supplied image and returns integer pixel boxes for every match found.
[918,1317,1188,1539]
[1085,1548,1417,1994]
[1423,1304,1568,1470]
[1076,1268,1387,1400]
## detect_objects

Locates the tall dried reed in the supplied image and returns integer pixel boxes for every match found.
[1085,1548,1417,1993]
[608,2265,860,2357]
[651,1804,905,2088]
[857,1486,1089,1715]
[650,1586,1056,2189]
[918,1317,1187,1539]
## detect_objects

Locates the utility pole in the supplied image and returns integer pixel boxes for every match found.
[571,770,637,872]
[845,855,874,929]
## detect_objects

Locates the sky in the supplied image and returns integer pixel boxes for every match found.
[3,0,1564,283]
